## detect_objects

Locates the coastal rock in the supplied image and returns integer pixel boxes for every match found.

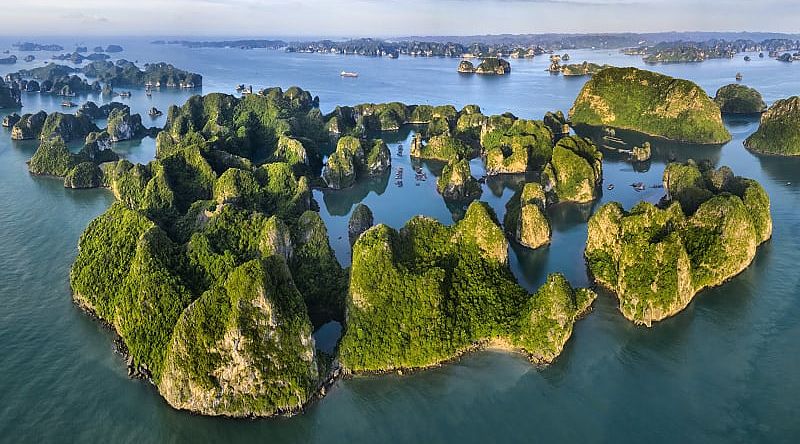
[541,136,602,203]
[322,136,363,189]
[106,107,145,142]
[339,201,593,372]
[586,161,772,326]
[348,203,374,245]
[543,111,570,138]
[631,142,652,162]
[744,96,800,156]
[410,134,469,162]
[482,119,554,174]
[560,62,611,77]
[11,111,48,140]
[2,112,21,128]
[569,67,731,144]
[457,60,475,73]
[436,158,482,202]
[714,84,767,114]
[504,182,551,249]
[0,78,22,109]
[28,136,76,177]
[81,132,118,163]
[365,139,391,175]
[475,58,511,75]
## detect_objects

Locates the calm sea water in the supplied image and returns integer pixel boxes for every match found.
[1,38,799,443]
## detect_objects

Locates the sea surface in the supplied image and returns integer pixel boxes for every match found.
[1,38,799,443]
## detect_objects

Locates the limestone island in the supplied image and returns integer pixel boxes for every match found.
[339,201,595,372]
[0,78,22,108]
[61,88,596,417]
[457,58,511,75]
[744,96,800,156]
[714,84,767,114]
[585,160,772,326]
[569,67,731,145]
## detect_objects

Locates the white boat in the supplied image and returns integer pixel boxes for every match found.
[340,71,359,78]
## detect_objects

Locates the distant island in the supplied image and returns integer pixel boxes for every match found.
[457,58,511,75]
[3,60,202,105]
[155,33,800,61]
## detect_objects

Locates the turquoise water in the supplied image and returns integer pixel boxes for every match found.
[1,38,799,442]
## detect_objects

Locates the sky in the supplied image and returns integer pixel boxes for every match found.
[1,0,799,37]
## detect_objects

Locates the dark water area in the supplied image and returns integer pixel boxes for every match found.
[1,38,799,442]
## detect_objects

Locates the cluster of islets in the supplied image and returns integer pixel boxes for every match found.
[3,66,798,418]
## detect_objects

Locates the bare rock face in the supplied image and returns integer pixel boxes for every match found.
[632,142,652,162]
[348,203,374,246]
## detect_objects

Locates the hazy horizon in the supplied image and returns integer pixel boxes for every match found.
[2,0,799,38]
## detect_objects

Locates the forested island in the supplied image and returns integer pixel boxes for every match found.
[744,96,800,155]
[4,65,776,418]
[586,160,772,325]
[570,67,731,144]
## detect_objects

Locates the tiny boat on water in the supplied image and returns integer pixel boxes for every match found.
[340,71,359,78]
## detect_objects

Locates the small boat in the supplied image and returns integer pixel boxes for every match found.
[607,184,615,190]
[744,56,751,62]
[61,101,77,108]
[735,73,743,81]
[340,71,359,78]
[631,182,645,192]
[119,91,132,98]
[148,107,163,117]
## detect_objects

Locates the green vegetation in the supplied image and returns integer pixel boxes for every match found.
[504,182,551,249]
[39,112,98,142]
[81,60,202,88]
[569,67,731,144]
[159,258,319,417]
[744,96,800,156]
[322,136,391,189]
[560,62,612,77]
[68,91,352,417]
[11,111,47,140]
[437,159,482,202]
[482,119,554,174]
[0,78,22,108]
[586,160,772,325]
[541,136,603,203]
[714,84,767,114]
[339,201,595,371]
[410,134,471,161]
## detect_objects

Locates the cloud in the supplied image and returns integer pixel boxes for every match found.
[59,12,109,23]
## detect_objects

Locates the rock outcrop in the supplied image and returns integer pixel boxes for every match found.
[436,158,482,202]
[569,67,731,144]
[11,111,47,140]
[106,107,146,142]
[541,136,603,203]
[0,78,22,109]
[348,203,374,246]
[504,183,551,249]
[482,119,554,175]
[322,136,390,189]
